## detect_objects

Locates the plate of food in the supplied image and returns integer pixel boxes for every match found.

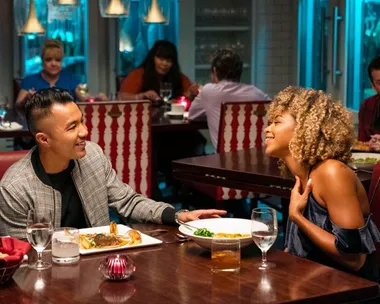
[178,218,262,250]
[352,140,370,152]
[350,152,380,170]
[79,222,162,255]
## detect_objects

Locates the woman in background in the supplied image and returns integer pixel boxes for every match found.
[120,40,203,197]
[16,39,106,107]
[265,86,380,282]
[118,40,198,101]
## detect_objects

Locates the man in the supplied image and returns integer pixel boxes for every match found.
[189,49,270,149]
[0,88,225,239]
[358,56,380,150]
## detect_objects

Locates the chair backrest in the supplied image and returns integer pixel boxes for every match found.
[77,101,152,197]
[217,101,271,153]
[0,150,29,180]
[368,163,380,266]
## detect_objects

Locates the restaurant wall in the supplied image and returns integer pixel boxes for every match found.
[0,0,14,103]
[254,0,298,97]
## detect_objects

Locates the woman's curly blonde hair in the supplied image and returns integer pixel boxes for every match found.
[269,86,355,177]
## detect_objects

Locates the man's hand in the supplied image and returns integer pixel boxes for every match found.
[177,209,227,223]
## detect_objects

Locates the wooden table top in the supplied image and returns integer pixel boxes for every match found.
[173,148,373,198]
[0,107,207,139]
[0,224,378,304]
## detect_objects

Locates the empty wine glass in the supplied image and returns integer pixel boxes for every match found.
[251,207,278,270]
[160,82,172,105]
[26,210,54,270]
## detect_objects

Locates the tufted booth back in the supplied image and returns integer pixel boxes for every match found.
[77,101,152,197]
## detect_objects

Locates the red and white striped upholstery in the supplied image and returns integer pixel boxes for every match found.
[216,101,270,200]
[191,101,270,201]
[78,101,152,197]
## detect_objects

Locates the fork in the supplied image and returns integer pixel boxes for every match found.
[175,219,200,231]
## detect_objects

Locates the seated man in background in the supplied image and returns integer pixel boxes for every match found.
[0,88,225,239]
[189,49,270,149]
[358,56,380,151]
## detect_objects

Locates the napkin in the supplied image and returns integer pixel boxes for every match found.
[0,122,24,131]
[0,237,31,267]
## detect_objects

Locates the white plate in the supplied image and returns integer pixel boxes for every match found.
[164,111,185,118]
[179,218,265,250]
[0,122,24,131]
[350,152,380,170]
[79,224,162,255]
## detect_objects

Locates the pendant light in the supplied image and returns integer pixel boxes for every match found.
[21,0,46,36]
[53,0,79,5]
[144,0,166,24]
[99,0,130,18]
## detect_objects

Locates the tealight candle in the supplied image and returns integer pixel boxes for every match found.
[99,254,135,280]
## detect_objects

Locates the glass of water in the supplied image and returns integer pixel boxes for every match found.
[0,104,7,126]
[52,227,80,264]
[160,82,172,104]
[26,210,54,270]
[251,207,278,270]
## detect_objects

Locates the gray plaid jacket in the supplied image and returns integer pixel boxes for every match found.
[0,142,173,239]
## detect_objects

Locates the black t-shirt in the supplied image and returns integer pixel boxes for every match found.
[47,161,87,229]
[31,149,87,229]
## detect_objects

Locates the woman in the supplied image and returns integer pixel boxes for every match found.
[265,86,380,282]
[118,40,198,101]
[16,39,106,107]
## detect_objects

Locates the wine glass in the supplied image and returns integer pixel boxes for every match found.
[0,104,7,126]
[26,210,54,270]
[251,207,278,270]
[160,82,172,106]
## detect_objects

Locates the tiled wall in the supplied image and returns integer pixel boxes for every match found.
[254,0,298,98]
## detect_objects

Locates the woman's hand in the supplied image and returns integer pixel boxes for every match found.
[96,92,109,101]
[289,177,312,221]
[28,88,36,99]
[141,90,160,101]
[184,84,200,100]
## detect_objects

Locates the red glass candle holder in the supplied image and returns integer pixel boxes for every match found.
[99,254,136,280]
[176,96,191,111]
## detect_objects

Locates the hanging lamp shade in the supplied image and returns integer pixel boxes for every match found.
[144,0,165,23]
[141,0,171,25]
[14,0,48,36]
[98,0,130,18]
[52,0,79,6]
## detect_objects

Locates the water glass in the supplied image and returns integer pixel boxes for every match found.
[52,227,80,264]
[26,210,54,270]
[251,208,278,270]
[160,82,172,104]
[0,104,7,125]
[211,238,240,273]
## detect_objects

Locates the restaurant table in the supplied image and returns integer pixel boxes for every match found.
[0,224,378,304]
[172,147,373,199]
[0,107,208,139]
